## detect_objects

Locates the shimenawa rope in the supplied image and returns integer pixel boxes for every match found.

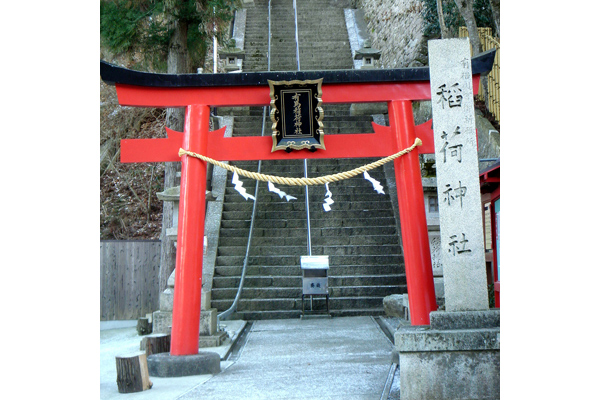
[178,137,422,186]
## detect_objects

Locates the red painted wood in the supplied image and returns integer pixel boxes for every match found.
[114,77,480,108]
[170,104,209,356]
[120,127,186,163]
[120,118,435,164]
[415,119,435,154]
[390,100,437,325]
[115,81,430,108]
[208,124,396,161]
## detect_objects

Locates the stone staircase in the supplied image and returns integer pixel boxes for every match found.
[211,0,407,319]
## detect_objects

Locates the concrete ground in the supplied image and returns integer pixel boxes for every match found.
[100,316,401,400]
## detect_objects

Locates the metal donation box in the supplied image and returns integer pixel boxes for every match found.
[300,255,330,316]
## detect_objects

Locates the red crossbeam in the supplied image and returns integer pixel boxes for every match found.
[121,120,436,163]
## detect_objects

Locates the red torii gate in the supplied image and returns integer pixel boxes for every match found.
[101,50,495,356]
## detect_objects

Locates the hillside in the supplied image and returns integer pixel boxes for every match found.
[100,80,165,240]
[99,0,499,241]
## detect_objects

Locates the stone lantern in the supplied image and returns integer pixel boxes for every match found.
[354,39,381,69]
[219,39,245,72]
[153,182,225,347]
[349,39,385,115]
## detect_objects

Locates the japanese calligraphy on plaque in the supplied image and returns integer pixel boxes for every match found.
[268,78,325,152]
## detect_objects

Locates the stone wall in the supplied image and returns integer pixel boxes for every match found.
[357,0,428,68]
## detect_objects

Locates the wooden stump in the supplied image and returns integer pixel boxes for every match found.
[136,317,152,335]
[115,352,152,393]
[140,333,171,356]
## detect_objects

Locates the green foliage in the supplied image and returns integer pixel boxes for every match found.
[422,0,496,39]
[100,1,153,54]
[100,0,239,71]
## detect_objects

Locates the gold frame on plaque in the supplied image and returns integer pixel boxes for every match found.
[268,78,325,152]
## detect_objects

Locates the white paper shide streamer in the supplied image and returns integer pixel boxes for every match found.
[323,183,334,212]
[268,181,297,202]
[364,171,385,195]
[232,171,255,201]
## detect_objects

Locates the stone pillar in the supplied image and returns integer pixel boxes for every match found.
[429,39,489,311]
[394,38,499,399]
[153,185,226,348]
[152,186,180,335]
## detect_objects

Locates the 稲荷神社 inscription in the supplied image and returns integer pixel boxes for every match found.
[428,38,489,312]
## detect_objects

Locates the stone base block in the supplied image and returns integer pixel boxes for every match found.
[430,309,500,330]
[399,350,499,399]
[198,331,228,348]
[394,310,500,400]
[159,288,174,311]
[153,308,219,336]
[147,352,221,377]
[200,308,218,336]
[383,294,405,318]
[152,311,172,334]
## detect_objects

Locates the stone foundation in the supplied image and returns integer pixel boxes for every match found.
[395,310,500,400]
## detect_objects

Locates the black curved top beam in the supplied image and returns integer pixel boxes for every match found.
[100,49,495,88]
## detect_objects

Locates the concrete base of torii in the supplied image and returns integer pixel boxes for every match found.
[147,352,221,377]
[394,310,500,400]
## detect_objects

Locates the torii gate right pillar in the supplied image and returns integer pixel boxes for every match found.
[390,100,437,325]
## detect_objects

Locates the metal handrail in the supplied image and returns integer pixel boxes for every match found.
[218,0,273,322]
[293,0,312,256]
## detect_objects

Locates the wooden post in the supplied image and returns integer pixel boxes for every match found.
[115,352,152,393]
[389,100,438,325]
[140,334,171,356]
[170,104,210,355]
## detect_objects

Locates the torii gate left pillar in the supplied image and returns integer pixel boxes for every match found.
[102,49,495,356]
[171,104,210,355]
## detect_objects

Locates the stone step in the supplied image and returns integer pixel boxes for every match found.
[219,225,398,238]
[223,181,390,194]
[219,216,397,229]
[217,243,401,257]
[222,200,392,213]
[222,165,386,176]
[215,253,403,267]
[223,190,390,204]
[212,274,406,289]
[212,296,388,312]
[220,234,399,247]
[221,174,387,188]
[221,208,396,221]
[214,262,403,276]
[207,0,407,320]
[211,285,401,301]
[227,308,386,320]
[221,168,387,181]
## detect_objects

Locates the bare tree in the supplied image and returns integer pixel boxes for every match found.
[489,0,500,37]
[436,0,451,39]
[452,0,482,54]
[452,0,489,108]
[159,14,190,295]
